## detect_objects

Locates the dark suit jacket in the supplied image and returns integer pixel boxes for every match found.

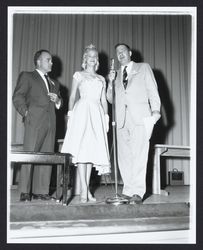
[13,70,61,151]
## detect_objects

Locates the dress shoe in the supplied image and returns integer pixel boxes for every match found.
[80,195,88,203]
[129,194,142,204]
[121,194,132,200]
[87,192,96,202]
[80,190,88,203]
[20,192,31,202]
[32,194,51,201]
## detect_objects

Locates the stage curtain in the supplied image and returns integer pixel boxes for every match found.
[10,14,192,184]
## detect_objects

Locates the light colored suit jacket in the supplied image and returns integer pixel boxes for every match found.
[107,61,161,128]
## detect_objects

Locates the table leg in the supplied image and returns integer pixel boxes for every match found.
[56,164,62,201]
[62,154,69,206]
[152,147,169,196]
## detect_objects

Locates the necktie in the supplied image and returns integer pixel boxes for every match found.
[123,66,128,89]
[44,74,51,92]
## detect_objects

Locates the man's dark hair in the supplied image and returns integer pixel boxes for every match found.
[34,49,50,66]
[115,43,131,51]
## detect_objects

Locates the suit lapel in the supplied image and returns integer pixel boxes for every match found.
[33,70,49,94]
[47,76,56,93]
[127,62,140,88]
[116,69,123,90]
[116,62,140,90]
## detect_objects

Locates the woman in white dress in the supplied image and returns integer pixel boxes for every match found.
[61,44,111,203]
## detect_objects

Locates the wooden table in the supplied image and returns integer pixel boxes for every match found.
[57,139,81,195]
[10,151,71,205]
[152,144,190,195]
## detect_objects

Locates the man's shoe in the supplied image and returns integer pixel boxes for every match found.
[32,194,40,200]
[32,194,51,200]
[20,192,31,202]
[121,194,132,200]
[129,194,142,204]
[40,194,52,200]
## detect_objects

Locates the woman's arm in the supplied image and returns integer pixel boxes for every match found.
[101,80,108,114]
[68,77,79,111]
[101,80,109,132]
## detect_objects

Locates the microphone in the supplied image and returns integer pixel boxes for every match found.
[110,58,117,82]
[110,58,115,70]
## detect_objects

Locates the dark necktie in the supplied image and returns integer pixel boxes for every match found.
[44,74,51,92]
[123,66,128,89]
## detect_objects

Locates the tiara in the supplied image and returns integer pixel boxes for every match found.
[85,44,96,50]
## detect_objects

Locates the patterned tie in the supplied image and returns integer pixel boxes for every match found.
[44,74,51,92]
[123,66,128,89]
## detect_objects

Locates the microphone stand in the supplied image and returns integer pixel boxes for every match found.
[106,71,129,205]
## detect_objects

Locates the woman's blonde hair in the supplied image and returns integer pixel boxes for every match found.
[81,44,99,71]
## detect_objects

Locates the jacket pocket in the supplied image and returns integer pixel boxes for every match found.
[143,116,155,139]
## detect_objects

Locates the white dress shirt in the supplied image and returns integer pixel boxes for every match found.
[36,69,60,109]
[121,61,133,79]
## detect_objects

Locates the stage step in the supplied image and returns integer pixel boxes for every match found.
[10,202,189,222]
[8,187,191,241]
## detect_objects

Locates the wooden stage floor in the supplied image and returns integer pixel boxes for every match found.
[8,185,194,243]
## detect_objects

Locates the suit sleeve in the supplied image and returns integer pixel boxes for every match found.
[12,72,31,117]
[145,63,161,112]
[54,81,63,109]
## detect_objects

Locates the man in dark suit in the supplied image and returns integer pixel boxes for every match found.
[13,49,62,202]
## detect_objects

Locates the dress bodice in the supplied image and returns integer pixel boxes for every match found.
[73,71,105,102]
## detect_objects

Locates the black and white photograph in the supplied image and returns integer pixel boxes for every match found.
[6,5,196,244]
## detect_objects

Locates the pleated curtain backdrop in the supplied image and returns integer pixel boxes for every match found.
[10,13,191,184]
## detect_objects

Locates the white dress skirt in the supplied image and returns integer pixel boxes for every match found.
[61,71,111,175]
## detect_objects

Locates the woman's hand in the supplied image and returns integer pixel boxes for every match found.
[152,112,161,124]
[67,110,73,119]
[108,70,116,84]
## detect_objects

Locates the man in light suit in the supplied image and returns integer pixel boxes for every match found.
[13,49,62,202]
[107,44,161,204]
